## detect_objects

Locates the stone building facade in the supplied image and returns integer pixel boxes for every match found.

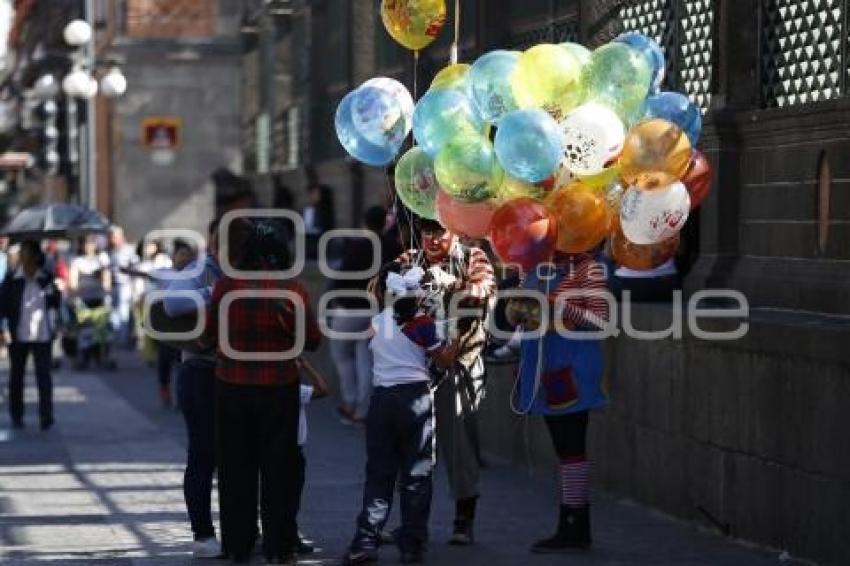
[101,0,243,240]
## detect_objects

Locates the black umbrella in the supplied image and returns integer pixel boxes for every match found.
[1,203,110,241]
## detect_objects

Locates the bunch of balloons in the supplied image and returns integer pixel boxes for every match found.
[336,11,713,271]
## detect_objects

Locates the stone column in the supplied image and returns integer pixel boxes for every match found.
[687,0,760,289]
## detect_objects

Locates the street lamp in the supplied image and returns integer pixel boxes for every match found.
[99,67,127,98]
[63,19,93,47]
[58,12,127,208]
[62,66,98,99]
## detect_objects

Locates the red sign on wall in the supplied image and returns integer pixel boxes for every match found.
[141,117,182,150]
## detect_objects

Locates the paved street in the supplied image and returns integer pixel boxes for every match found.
[0,352,785,565]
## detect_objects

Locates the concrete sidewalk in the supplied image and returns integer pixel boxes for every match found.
[0,353,788,565]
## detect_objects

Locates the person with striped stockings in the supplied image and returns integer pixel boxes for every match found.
[506,251,609,553]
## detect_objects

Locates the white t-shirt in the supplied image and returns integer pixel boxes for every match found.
[298,384,313,446]
[370,308,440,388]
[15,269,50,343]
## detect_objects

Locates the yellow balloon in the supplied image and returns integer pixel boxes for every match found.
[619,119,692,190]
[431,64,471,90]
[578,164,621,189]
[511,44,583,121]
[380,0,447,51]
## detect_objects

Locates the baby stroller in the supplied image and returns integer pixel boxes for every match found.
[61,299,116,370]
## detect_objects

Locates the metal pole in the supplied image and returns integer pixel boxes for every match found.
[85,0,98,210]
[257,6,274,175]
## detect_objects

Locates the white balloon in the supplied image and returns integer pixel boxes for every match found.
[362,77,414,135]
[620,182,690,245]
[559,102,625,176]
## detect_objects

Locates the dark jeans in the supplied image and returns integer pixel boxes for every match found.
[176,359,217,540]
[156,342,179,387]
[216,380,300,559]
[8,342,53,423]
[352,382,435,554]
[544,411,588,459]
[294,446,305,531]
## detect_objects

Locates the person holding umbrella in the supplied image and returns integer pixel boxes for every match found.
[0,240,62,430]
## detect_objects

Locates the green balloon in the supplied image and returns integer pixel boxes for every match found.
[582,42,652,121]
[435,134,504,203]
[394,146,440,220]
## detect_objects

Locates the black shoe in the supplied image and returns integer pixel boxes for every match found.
[448,496,477,545]
[40,417,55,431]
[11,419,24,429]
[400,550,424,564]
[530,505,591,554]
[342,547,378,565]
[296,537,315,555]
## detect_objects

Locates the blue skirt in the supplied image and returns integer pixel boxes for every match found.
[517,331,607,416]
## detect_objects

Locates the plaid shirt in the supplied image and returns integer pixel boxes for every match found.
[205,277,321,386]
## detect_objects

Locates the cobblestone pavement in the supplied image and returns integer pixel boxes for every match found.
[0,352,788,565]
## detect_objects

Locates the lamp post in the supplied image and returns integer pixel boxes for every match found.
[60,15,127,208]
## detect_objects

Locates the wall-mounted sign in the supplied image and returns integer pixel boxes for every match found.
[141,117,182,150]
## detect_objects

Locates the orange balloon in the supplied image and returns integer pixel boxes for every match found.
[436,190,496,238]
[608,216,679,270]
[619,118,692,190]
[544,181,613,253]
[489,198,558,270]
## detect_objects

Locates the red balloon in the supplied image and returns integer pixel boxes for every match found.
[436,190,496,238]
[682,150,712,209]
[489,198,558,271]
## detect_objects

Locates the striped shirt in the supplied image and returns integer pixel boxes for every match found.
[543,253,610,331]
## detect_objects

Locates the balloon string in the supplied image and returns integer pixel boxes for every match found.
[413,49,420,100]
[451,0,460,64]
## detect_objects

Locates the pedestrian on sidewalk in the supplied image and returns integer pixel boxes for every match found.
[291,356,329,555]
[506,251,610,553]
[343,264,460,566]
[383,216,496,546]
[0,240,62,430]
[162,219,223,559]
[108,226,139,349]
[203,218,321,564]
[327,205,385,425]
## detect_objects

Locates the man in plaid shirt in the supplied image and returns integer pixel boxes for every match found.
[204,218,321,563]
[206,277,321,386]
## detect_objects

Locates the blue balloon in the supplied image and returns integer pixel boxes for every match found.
[615,32,666,91]
[351,86,410,148]
[413,88,483,157]
[336,90,398,166]
[494,109,563,184]
[643,91,702,145]
[470,50,520,124]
